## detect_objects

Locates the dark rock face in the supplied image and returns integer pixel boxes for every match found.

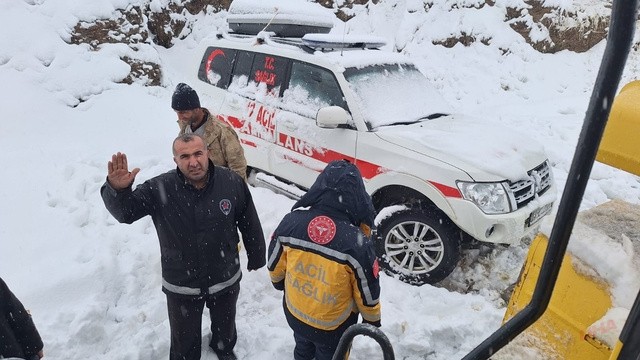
[68,0,612,86]
[505,0,609,54]
[69,1,229,86]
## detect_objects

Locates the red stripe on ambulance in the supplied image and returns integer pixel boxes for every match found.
[429,182,462,198]
[224,114,462,198]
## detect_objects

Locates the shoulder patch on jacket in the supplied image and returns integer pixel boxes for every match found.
[307,216,336,245]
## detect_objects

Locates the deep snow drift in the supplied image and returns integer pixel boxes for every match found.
[1,0,639,359]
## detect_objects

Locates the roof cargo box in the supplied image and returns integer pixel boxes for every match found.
[227,0,334,37]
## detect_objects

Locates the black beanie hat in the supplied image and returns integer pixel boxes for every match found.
[171,83,200,111]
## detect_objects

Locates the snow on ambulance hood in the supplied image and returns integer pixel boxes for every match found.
[374,114,548,182]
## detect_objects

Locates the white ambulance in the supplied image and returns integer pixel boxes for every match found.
[188,13,555,285]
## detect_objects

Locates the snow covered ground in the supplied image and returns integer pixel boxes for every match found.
[1,0,639,359]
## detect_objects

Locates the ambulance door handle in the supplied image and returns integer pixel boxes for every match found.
[280,121,295,131]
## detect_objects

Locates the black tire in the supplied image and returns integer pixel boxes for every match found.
[375,209,461,285]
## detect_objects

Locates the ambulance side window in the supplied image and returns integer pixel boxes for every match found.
[283,61,348,119]
[249,53,289,98]
[282,61,348,119]
[198,47,236,89]
[228,50,254,96]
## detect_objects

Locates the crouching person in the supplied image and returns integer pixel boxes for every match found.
[268,160,381,360]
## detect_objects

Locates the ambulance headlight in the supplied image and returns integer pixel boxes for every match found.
[457,181,511,214]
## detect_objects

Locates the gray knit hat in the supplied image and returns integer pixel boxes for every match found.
[171,83,200,111]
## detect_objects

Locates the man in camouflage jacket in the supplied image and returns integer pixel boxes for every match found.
[172,82,247,181]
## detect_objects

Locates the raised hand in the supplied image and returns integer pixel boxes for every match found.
[107,152,140,190]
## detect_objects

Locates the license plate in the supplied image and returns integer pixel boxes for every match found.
[526,203,553,227]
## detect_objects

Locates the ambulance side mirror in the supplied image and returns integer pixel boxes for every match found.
[316,106,351,129]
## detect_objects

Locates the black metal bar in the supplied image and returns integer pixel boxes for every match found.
[332,323,395,360]
[616,287,640,360]
[462,0,639,358]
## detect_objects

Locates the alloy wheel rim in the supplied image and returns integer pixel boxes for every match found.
[384,220,444,274]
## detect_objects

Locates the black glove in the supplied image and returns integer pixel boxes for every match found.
[272,280,285,291]
[362,318,381,328]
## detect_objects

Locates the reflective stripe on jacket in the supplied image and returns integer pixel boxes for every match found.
[269,231,381,330]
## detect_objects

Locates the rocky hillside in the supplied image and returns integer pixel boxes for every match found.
[68,0,621,87]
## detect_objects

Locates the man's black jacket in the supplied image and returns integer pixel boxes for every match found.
[101,163,266,296]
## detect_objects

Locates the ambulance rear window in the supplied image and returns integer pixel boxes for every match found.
[198,47,236,89]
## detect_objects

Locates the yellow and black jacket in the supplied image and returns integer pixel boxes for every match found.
[268,160,381,344]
